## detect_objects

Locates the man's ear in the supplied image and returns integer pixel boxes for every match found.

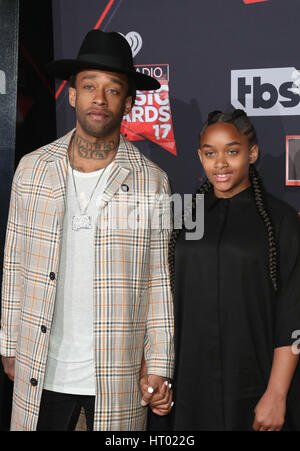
[124,96,132,116]
[249,144,259,164]
[69,86,76,108]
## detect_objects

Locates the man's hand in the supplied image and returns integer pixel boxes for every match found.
[1,356,15,382]
[252,390,286,431]
[144,375,173,416]
[139,359,173,416]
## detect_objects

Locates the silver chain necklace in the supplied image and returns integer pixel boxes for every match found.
[70,134,117,231]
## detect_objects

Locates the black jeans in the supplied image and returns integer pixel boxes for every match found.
[36,389,95,431]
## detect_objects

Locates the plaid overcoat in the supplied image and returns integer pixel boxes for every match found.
[0,131,174,431]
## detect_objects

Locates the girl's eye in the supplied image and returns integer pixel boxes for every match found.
[107,88,118,95]
[228,149,238,155]
[205,151,215,157]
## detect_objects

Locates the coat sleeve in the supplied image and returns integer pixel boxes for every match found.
[274,208,300,348]
[0,159,24,357]
[144,172,174,378]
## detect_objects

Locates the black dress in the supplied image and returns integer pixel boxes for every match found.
[172,186,300,431]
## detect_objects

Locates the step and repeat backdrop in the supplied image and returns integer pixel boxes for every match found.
[52,0,300,213]
[0,0,299,432]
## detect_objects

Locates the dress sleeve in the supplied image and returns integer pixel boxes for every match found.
[274,209,300,348]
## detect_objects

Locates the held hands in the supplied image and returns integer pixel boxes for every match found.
[139,358,173,416]
[140,374,173,416]
[253,390,286,431]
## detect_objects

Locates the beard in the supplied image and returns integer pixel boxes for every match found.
[76,103,126,139]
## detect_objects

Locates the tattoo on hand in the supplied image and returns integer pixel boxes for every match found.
[76,135,116,160]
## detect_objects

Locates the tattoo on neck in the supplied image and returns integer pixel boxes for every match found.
[73,165,85,172]
[76,135,116,160]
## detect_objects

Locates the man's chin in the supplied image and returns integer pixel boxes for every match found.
[79,120,122,140]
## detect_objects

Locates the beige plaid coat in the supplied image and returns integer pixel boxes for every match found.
[0,130,174,431]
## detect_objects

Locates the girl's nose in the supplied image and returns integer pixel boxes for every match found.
[214,154,228,168]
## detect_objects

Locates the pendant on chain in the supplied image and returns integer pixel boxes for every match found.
[72,214,92,231]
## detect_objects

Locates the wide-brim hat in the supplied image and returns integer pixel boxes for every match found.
[47,30,160,91]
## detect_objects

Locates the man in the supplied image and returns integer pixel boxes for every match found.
[0,30,174,431]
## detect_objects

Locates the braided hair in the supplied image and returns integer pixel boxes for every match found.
[169,109,279,294]
[249,164,278,291]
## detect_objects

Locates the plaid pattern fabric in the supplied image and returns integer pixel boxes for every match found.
[0,130,174,431]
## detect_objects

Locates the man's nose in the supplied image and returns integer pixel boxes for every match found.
[93,88,107,105]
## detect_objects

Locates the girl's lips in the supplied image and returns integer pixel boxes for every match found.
[214,173,232,182]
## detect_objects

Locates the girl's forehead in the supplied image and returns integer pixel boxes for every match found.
[201,122,246,144]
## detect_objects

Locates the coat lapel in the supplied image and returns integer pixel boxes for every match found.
[46,158,68,229]
[101,162,130,206]
[40,131,72,230]
[100,134,142,206]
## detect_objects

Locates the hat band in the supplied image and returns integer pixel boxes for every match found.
[77,53,133,72]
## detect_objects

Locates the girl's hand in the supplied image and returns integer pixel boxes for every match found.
[1,356,15,382]
[252,390,286,431]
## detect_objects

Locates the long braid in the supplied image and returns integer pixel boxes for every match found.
[249,164,279,292]
[168,180,212,295]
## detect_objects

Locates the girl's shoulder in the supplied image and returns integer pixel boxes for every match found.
[265,192,300,234]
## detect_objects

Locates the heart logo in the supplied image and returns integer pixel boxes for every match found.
[124,31,143,58]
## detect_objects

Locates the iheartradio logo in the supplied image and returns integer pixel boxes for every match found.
[120,31,143,58]
[120,32,177,155]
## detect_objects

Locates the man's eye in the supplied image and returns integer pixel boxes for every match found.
[228,150,238,155]
[84,85,94,90]
[205,151,215,157]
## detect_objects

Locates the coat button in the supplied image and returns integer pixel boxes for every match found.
[49,272,55,280]
[41,325,47,333]
[121,184,129,192]
[30,378,38,387]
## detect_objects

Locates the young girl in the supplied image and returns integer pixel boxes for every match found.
[169,109,300,431]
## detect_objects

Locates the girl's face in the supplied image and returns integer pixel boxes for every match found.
[198,122,258,198]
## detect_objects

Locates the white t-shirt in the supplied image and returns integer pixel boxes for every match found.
[43,159,110,395]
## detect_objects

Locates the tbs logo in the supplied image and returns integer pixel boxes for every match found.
[0,70,6,94]
[231,68,300,116]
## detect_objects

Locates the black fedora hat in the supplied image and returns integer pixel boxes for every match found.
[47,30,160,91]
